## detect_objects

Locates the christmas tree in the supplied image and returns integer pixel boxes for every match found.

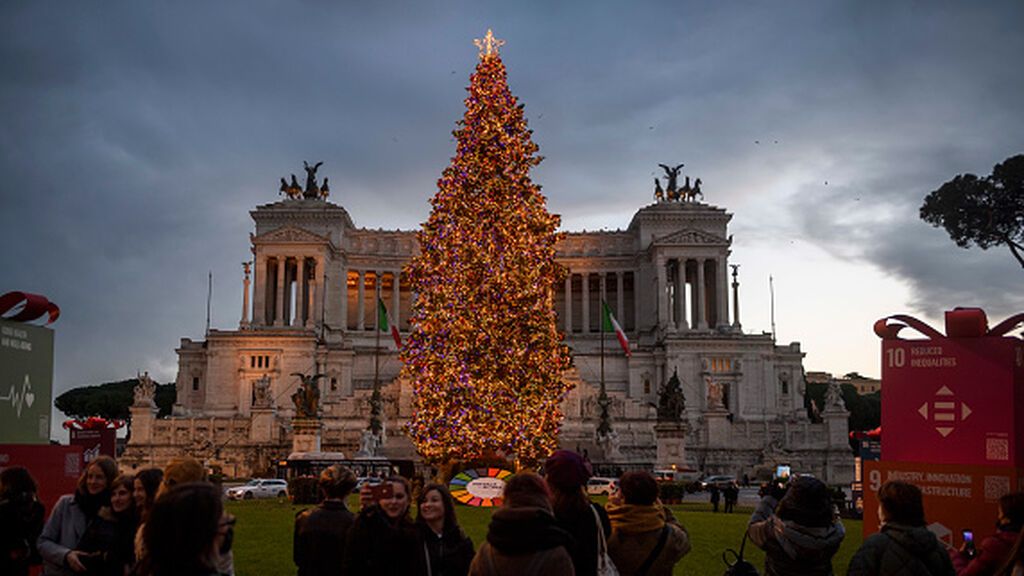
[403,30,572,470]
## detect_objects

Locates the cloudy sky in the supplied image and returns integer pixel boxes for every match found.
[3,1,1023,431]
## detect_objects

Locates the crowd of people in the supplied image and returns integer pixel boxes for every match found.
[3,451,1024,576]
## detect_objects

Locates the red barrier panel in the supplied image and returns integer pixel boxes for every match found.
[862,460,1024,550]
[0,444,83,513]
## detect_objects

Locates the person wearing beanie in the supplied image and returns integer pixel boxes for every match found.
[747,475,845,576]
[470,472,574,576]
[38,455,118,575]
[847,480,953,576]
[543,449,611,576]
[606,471,691,576]
[293,465,358,576]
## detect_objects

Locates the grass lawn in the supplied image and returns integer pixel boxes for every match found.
[227,498,863,575]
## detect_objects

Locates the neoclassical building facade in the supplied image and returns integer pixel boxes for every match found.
[123,184,852,483]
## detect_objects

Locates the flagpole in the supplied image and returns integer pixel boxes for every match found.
[370,284,382,435]
[597,302,612,441]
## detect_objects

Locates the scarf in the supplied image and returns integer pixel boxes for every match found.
[605,502,666,534]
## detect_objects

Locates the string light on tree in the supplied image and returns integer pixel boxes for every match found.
[402,30,572,471]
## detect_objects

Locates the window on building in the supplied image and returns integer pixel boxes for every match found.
[192,376,200,391]
[643,378,651,394]
[331,377,338,392]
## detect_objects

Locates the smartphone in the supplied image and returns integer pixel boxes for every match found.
[369,482,394,502]
[774,465,791,481]
[962,529,973,544]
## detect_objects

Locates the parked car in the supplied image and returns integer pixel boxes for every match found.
[653,468,701,483]
[586,477,619,496]
[698,475,736,491]
[226,478,289,500]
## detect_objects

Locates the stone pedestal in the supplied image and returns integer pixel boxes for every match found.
[129,404,158,444]
[654,422,691,470]
[291,417,322,453]
[823,407,849,449]
[250,408,276,443]
[704,408,731,448]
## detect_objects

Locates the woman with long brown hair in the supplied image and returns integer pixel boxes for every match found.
[38,455,118,575]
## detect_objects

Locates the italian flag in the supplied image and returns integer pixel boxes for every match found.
[378,298,402,349]
[602,301,630,357]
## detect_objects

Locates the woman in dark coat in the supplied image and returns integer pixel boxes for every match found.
[952,492,1024,576]
[1,466,46,576]
[77,474,138,576]
[544,450,611,576]
[142,482,226,576]
[748,475,846,576]
[415,483,475,576]
[847,480,954,576]
[343,475,418,575]
[293,465,358,576]
[470,472,574,576]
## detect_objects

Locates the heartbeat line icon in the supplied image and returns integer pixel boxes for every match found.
[1,375,35,418]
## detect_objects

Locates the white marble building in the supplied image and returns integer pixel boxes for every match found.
[123,180,852,483]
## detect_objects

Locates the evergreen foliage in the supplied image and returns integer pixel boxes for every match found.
[402,38,572,469]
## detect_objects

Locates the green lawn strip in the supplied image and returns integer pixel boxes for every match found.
[226,498,863,576]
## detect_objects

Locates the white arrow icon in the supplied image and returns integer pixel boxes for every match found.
[918,385,971,437]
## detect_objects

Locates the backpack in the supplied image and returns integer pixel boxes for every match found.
[723,530,760,576]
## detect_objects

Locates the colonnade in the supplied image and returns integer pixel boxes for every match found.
[560,270,635,333]
[342,268,403,331]
[657,255,729,331]
[252,255,323,328]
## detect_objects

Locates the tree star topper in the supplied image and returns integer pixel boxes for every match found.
[474,29,504,57]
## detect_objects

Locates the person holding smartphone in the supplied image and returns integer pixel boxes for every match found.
[952,492,1024,576]
[343,475,417,575]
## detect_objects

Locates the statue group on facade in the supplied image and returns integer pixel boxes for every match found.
[133,371,156,407]
[252,375,272,409]
[654,163,703,203]
[290,372,323,418]
[280,161,330,200]
[656,368,687,422]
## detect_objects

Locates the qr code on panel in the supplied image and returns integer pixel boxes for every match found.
[985,476,1011,500]
[986,438,1009,461]
[65,453,81,477]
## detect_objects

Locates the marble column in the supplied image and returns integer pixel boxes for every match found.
[274,257,285,326]
[294,257,306,327]
[675,259,688,331]
[391,270,401,330]
[697,258,708,329]
[564,273,573,334]
[241,262,251,328]
[598,272,607,316]
[339,265,348,331]
[615,271,624,327]
[656,257,668,328]
[356,270,365,331]
[581,272,590,334]
[252,256,265,325]
[717,256,729,329]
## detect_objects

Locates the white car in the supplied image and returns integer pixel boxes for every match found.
[226,478,289,500]
[586,477,619,496]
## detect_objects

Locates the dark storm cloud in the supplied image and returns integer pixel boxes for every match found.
[1,0,1022,421]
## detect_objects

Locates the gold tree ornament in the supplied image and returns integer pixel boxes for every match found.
[473,29,504,57]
